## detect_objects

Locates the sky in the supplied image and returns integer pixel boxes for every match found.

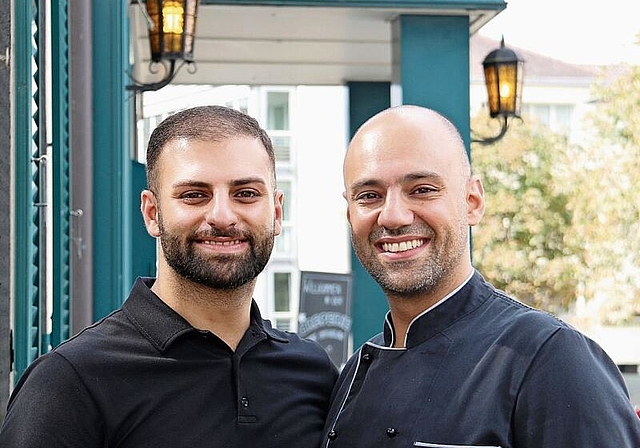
[479,0,640,66]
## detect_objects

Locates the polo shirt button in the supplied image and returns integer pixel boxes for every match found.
[362,353,372,362]
[241,397,249,407]
[386,427,398,438]
[327,430,337,440]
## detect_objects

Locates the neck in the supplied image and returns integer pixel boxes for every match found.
[386,268,472,348]
[152,270,255,351]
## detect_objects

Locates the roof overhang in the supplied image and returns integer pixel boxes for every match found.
[129,1,506,85]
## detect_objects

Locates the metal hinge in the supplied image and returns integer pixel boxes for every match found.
[0,47,9,67]
[9,329,14,372]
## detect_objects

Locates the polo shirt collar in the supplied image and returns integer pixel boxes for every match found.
[123,277,286,352]
[382,270,492,348]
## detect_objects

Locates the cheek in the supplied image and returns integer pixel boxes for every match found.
[347,206,376,232]
[159,207,203,232]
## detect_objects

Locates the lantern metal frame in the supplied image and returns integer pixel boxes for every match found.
[127,0,199,92]
[472,37,524,145]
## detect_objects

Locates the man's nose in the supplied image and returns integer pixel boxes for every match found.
[204,194,237,229]
[377,192,414,229]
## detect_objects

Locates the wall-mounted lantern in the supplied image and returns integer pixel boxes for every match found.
[472,37,524,145]
[127,0,199,92]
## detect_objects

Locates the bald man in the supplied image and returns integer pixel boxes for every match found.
[321,106,640,447]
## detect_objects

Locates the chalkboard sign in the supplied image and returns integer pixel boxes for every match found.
[298,271,352,369]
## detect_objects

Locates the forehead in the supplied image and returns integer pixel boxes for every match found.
[157,136,273,187]
[344,118,461,189]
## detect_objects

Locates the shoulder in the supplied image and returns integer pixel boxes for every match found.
[53,308,129,357]
[485,287,568,336]
[1,351,104,446]
[262,320,338,370]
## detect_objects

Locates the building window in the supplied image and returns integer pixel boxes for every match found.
[264,89,294,167]
[272,271,296,331]
[275,179,293,256]
[523,103,574,135]
[267,91,290,130]
[272,135,291,164]
[274,272,291,312]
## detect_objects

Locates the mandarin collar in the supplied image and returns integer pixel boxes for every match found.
[382,271,493,348]
[122,277,287,352]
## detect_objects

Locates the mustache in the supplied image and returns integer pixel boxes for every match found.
[190,228,249,240]
[368,225,435,241]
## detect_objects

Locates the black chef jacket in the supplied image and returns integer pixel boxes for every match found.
[322,271,640,448]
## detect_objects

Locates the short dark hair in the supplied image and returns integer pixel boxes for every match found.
[145,105,276,192]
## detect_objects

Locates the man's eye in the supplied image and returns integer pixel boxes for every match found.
[413,186,438,195]
[354,192,380,202]
[180,192,207,202]
[236,190,259,199]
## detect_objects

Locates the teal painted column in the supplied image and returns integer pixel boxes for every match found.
[392,15,471,150]
[131,160,158,279]
[346,82,390,350]
[91,0,133,320]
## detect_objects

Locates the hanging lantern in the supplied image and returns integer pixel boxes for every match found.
[482,36,524,118]
[128,0,200,92]
[472,37,525,145]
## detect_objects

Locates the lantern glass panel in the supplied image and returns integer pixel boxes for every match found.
[162,1,184,34]
[483,65,500,117]
[497,62,518,115]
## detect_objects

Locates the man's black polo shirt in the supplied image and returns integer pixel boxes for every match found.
[0,277,338,448]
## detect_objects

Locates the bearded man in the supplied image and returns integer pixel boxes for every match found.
[1,106,337,448]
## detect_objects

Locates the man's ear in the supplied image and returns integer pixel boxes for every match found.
[273,189,284,236]
[466,176,485,227]
[140,190,160,238]
[343,191,351,223]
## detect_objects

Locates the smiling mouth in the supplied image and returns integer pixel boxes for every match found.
[199,239,245,247]
[381,239,425,253]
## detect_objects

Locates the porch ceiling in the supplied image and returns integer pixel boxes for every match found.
[129,4,503,86]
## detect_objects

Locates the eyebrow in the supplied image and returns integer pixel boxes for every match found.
[349,170,445,191]
[171,177,269,190]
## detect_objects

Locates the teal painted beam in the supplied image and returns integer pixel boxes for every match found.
[347,81,390,350]
[51,0,72,347]
[393,14,471,152]
[91,0,133,321]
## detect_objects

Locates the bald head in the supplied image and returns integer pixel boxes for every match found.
[342,105,485,303]
[345,105,471,183]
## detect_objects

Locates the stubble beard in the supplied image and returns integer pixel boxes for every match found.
[352,220,469,298]
[158,217,275,291]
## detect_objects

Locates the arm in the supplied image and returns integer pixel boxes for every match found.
[0,352,105,448]
[513,327,640,447]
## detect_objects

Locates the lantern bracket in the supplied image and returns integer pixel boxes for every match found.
[126,59,195,92]
[471,116,509,145]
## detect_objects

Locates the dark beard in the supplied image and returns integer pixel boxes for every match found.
[159,223,274,290]
[351,222,467,298]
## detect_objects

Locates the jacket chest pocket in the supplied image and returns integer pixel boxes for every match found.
[414,443,502,448]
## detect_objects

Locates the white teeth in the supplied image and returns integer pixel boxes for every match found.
[382,239,424,253]
[202,240,241,246]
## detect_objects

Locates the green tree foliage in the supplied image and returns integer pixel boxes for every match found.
[471,63,640,323]
[471,117,582,314]
[569,66,640,324]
